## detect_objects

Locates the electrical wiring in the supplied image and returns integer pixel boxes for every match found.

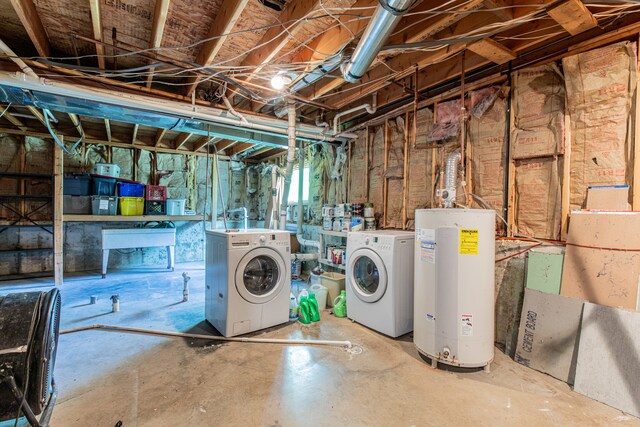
[0,102,11,119]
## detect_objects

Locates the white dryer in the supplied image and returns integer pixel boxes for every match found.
[205,229,291,337]
[346,230,415,337]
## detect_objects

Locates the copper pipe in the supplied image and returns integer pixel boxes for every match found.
[383,119,389,228]
[364,126,370,201]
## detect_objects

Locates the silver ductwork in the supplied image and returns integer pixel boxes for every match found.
[290,53,343,93]
[442,151,461,208]
[0,71,336,147]
[341,0,415,83]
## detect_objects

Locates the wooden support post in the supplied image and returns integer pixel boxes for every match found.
[19,136,25,221]
[402,111,410,230]
[561,113,572,239]
[133,148,139,181]
[346,141,351,203]
[53,139,63,286]
[634,33,640,211]
[383,120,389,228]
[211,153,218,229]
[507,87,517,236]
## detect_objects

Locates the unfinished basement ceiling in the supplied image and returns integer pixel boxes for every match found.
[0,0,639,159]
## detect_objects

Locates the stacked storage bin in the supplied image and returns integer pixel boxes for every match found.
[118,181,145,215]
[91,175,118,215]
[63,173,92,214]
[145,185,167,215]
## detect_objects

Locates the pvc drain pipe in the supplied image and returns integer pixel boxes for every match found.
[60,324,353,349]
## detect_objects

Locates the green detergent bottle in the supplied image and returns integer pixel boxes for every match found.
[333,290,347,318]
[308,292,320,322]
[298,295,311,324]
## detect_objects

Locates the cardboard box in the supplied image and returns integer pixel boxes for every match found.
[585,185,630,211]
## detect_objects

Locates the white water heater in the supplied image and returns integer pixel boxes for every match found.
[414,208,495,370]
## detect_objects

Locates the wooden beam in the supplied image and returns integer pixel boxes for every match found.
[68,113,84,137]
[52,139,63,286]
[387,0,486,46]
[104,119,112,142]
[174,132,194,150]
[245,146,273,158]
[146,0,171,88]
[131,124,139,144]
[9,0,50,57]
[241,0,321,81]
[186,0,250,96]
[88,0,106,70]
[1,107,27,131]
[27,106,47,127]
[483,0,513,21]
[215,139,238,152]
[259,148,288,162]
[194,136,217,152]
[292,0,375,65]
[467,38,516,64]
[228,142,255,156]
[547,0,597,36]
[154,128,167,147]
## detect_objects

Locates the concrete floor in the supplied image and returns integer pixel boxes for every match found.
[1,263,639,427]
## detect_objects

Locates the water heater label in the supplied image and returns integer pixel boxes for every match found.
[461,314,473,337]
[459,229,479,255]
[417,228,436,263]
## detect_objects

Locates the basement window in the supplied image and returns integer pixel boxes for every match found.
[288,167,310,203]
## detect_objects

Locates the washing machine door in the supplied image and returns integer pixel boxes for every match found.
[235,247,286,304]
[348,248,388,303]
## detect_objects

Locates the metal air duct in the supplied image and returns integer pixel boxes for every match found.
[341,0,415,83]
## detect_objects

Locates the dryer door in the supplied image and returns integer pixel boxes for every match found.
[348,248,388,303]
[235,247,286,304]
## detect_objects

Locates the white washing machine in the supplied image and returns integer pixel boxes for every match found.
[346,230,415,337]
[205,229,291,337]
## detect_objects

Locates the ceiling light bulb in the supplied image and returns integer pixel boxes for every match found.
[271,74,291,90]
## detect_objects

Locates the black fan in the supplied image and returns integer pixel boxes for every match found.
[0,289,61,427]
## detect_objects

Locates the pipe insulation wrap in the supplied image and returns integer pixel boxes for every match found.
[341,0,414,83]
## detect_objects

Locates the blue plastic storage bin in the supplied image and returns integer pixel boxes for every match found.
[117,182,145,197]
[91,176,117,196]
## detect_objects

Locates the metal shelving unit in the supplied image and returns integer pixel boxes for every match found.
[319,229,348,272]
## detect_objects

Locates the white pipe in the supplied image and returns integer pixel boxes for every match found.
[333,93,377,135]
[280,101,297,230]
[222,95,249,125]
[291,253,320,261]
[227,207,248,231]
[60,324,353,349]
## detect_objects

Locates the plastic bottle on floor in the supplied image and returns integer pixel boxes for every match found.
[298,289,309,304]
[308,292,320,322]
[289,293,299,320]
[298,295,311,324]
[333,290,347,318]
